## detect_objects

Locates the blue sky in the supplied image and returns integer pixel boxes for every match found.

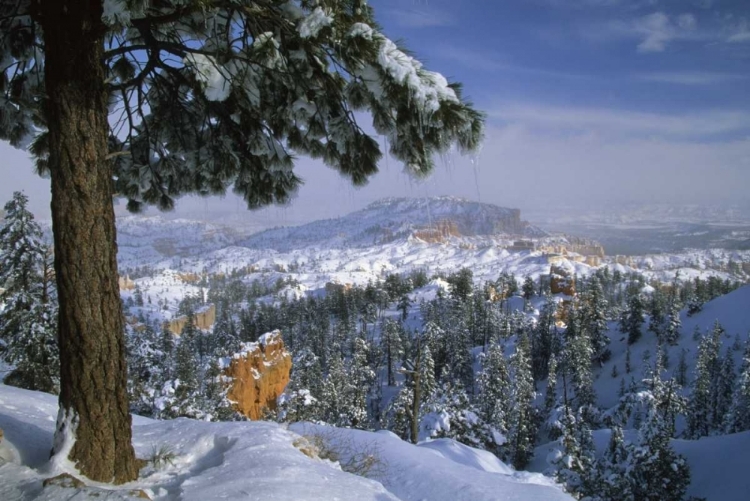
[373,0,750,138]
[2,0,749,221]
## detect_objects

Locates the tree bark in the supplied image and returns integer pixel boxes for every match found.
[41,0,138,483]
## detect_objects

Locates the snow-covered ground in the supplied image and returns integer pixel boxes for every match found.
[113,198,749,314]
[0,384,573,501]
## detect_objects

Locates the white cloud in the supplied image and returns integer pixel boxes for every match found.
[489,103,750,139]
[727,19,750,43]
[434,45,591,80]
[633,12,698,52]
[386,8,452,28]
[637,71,746,85]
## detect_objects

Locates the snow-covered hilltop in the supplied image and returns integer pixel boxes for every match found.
[113,196,750,303]
[240,196,546,251]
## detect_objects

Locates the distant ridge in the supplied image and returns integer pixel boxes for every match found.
[240,196,546,251]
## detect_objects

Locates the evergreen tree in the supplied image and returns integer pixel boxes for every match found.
[476,344,512,439]
[278,348,324,423]
[532,296,556,379]
[0,0,483,482]
[663,297,681,346]
[522,275,536,302]
[714,349,735,430]
[725,339,750,433]
[648,289,667,340]
[544,355,558,418]
[580,277,610,364]
[202,359,240,421]
[212,307,241,357]
[320,350,351,426]
[600,426,633,501]
[563,308,597,411]
[508,332,537,469]
[629,383,690,501]
[620,292,644,345]
[675,348,688,387]
[0,192,59,394]
[380,319,404,387]
[553,406,599,499]
[347,338,376,428]
[170,337,201,418]
[687,321,722,438]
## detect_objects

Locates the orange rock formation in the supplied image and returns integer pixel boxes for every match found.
[223,331,292,420]
[166,304,216,335]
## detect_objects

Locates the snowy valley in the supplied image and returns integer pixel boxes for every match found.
[3,196,750,501]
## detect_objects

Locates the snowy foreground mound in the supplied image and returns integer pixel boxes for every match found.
[0,384,571,501]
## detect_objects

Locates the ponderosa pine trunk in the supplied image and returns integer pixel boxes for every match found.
[40,0,138,483]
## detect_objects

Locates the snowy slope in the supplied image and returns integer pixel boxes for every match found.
[593,285,750,411]
[672,431,750,501]
[0,385,573,501]
[531,428,750,501]
[116,216,242,267]
[291,423,572,501]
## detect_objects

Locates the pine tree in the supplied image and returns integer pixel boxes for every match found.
[725,338,750,433]
[663,298,681,346]
[629,383,690,501]
[320,350,351,426]
[522,275,536,302]
[676,348,688,387]
[544,355,558,416]
[563,308,597,411]
[278,348,324,423]
[0,0,483,482]
[620,292,643,345]
[212,307,241,357]
[600,426,633,501]
[202,359,240,421]
[381,319,404,387]
[476,344,512,439]
[553,406,599,499]
[345,338,376,428]
[0,192,59,394]
[170,336,201,418]
[508,331,537,469]
[687,321,722,438]
[532,296,557,379]
[580,277,610,364]
[714,349,735,429]
[648,289,667,340]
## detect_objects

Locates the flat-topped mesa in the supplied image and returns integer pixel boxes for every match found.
[222,331,292,420]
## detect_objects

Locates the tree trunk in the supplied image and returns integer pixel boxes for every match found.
[41,0,139,483]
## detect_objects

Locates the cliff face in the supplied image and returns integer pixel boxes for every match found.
[223,331,292,420]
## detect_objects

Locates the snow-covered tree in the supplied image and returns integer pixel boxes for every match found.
[380,319,403,387]
[0,192,59,394]
[476,344,512,440]
[563,307,596,411]
[580,277,610,364]
[725,338,750,433]
[278,348,324,423]
[629,381,690,501]
[687,321,723,438]
[620,292,643,345]
[508,332,537,469]
[0,0,483,482]
[600,426,633,501]
[553,406,599,499]
[663,297,681,346]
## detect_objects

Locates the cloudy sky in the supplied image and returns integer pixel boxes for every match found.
[2,0,749,222]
